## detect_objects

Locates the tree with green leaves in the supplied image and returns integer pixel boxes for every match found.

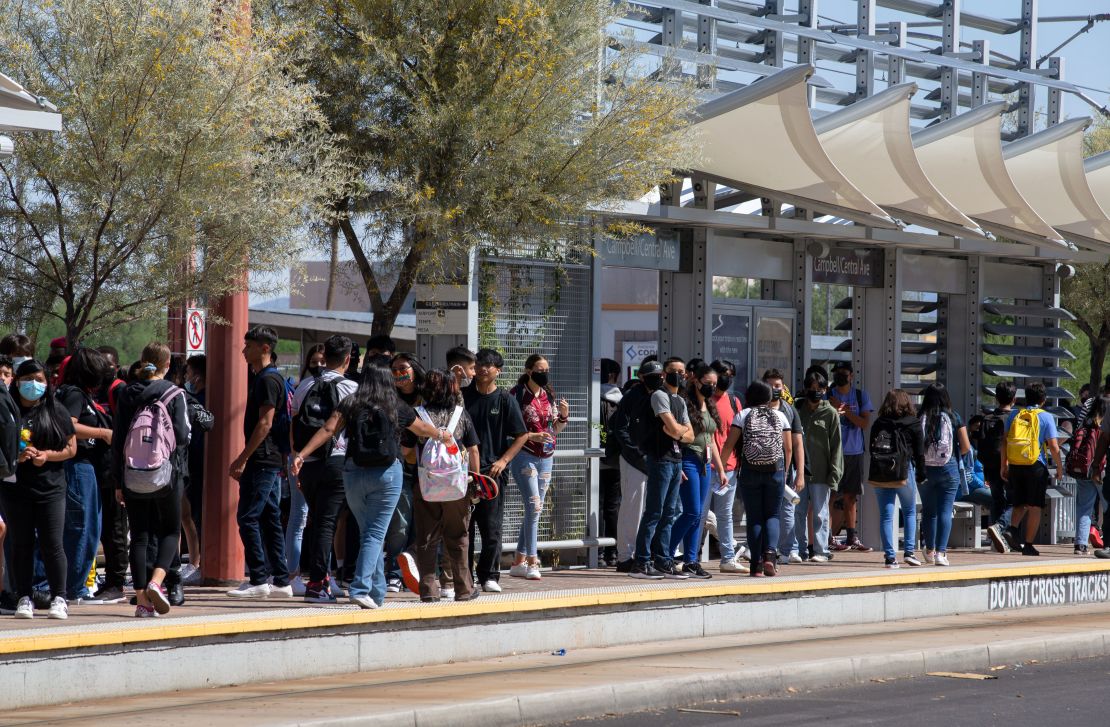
[273,0,699,335]
[0,0,341,346]
[1062,120,1110,392]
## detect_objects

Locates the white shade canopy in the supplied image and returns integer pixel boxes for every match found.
[912,102,1067,249]
[693,64,895,227]
[1083,151,1110,234]
[814,82,983,238]
[0,71,60,133]
[1003,118,1110,252]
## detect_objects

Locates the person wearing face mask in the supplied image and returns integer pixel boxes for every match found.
[461,348,528,592]
[630,357,695,580]
[176,354,209,587]
[827,361,874,552]
[0,333,34,376]
[384,352,425,594]
[609,359,661,573]
[794,372,843,562]
[759,369,806,566]
[0,355,13,389]
[669,363,727,578]
[289,336,357,603]
[5,360,78,619]
[707,360,746,569]
[507,355,570,581]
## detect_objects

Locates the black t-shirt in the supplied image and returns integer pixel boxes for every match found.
[398,389,420,407]
[11,398,76,497]
[58,385,108,463]
[244,370,285,470]
[462,384,526,471]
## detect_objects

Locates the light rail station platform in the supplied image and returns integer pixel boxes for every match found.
[3,547,1110,711]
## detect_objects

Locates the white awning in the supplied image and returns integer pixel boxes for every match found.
[1003,118,1110,252]
[912,102,1068,249]
[1083,151,1110,235]
[692,64,896,228]
[0,71,60,133]
[814,82,984,238]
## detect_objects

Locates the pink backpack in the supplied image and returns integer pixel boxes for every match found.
[415,405,469,502]
[123,386,181,494]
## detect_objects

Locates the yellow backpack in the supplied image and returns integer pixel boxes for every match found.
[1006,408,1043,466]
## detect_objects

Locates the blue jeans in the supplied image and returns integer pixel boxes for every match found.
[510,452,554,558]
[671,453,712,564]
[635,456,683,567]
[384,466,415,582]
[1075,478,1101,547]
[343,459,403,605]
[63,460,101,599]
[874,476,917,561]
[795,482,832,558]
[921,460,960,553]
[739,468,784,567]
[237,465,290,587]
[777,470,798,556]
[285,474,308,575]
[709,466,738,562]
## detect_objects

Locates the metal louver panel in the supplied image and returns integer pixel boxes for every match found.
[982,343,1075,360]
[982,323,1074,340]
[982,364,1074,380]
[982,303,1075,320]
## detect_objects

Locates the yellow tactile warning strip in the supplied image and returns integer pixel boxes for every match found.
[1,558,1106,656]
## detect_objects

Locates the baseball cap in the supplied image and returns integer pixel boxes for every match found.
[831,360,853,372]
[638,360,664,378]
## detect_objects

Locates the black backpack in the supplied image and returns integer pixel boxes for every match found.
[868,417,910,485]
[347,407,396,468]
[0,386,19,479]
[292,376,342,454]
[602,395,622,460]
[976,411,1007,470]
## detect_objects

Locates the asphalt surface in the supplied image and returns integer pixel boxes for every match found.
[570,653,1110,727]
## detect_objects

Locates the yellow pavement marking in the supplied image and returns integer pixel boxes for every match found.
[1,559,1106,656]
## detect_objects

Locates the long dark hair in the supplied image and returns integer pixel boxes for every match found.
[63,347,112,392]
[339,363,398,427]
[422,368,462,411]
[1083,397,1107,429]
[300,343,326,381]
[516,354,556,401]
[11,360,68,450]
[390,352,426,390]
[682,362,722,437]
[919,383,955,446]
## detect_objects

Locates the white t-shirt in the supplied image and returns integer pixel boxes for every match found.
[292,369,359,460]
[732,407,791,431]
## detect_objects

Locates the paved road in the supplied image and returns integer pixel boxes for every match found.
[572,654,1110,727]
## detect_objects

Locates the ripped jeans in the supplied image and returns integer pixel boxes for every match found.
[510,452,554,558]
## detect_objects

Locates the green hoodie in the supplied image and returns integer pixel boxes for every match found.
[798,399,844,490]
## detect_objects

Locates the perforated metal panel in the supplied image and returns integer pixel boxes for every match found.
[477,257,592,543]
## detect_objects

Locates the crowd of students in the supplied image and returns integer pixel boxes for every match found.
[0,323,1102,620]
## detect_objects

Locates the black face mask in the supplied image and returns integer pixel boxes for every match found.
[530,371,549,388]
[716,376,732,392]
[665,371,684,388]
[643,375,664,391]
[833,373,850,387]
[805,389,823,403]
[307,364,324,378]
[699,383,715,399]
[771,388,783,400]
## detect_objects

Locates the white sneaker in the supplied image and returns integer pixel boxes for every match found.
[48,597,68,620]
[809,555,829,563]
[482,580,502,593]
[719,558,746,573]
[350,595,379,610]
[735,544,750,562]
[508,563,529,578]
[441,587,456,600]
[227,582,271,598]
[525,565,542,580]
[935,552,950,567]
[270,584,295,598]
[14,596,32,619]
[290,576,307,597]
[776,554,790,565]
[788,552,804,564]
[924,550,936,565]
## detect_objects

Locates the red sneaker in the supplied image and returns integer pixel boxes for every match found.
[830,539,850,552]
[1092,526,1104,549]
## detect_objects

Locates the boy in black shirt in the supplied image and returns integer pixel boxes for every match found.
[461,348,528,591]
[227,326,291,599]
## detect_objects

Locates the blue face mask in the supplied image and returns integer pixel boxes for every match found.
[185,381,196,394]
[18,380,46,402]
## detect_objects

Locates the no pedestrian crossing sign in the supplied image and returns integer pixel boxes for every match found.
[186,308,206,355]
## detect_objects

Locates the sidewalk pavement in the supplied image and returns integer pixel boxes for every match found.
[5,601,1110,727]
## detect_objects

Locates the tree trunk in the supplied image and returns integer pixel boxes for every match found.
[1091,338,1109,394]
[325,221,339,311]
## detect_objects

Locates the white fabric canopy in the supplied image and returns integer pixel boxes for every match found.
[912,102,1067,249]
[1084,151,1110,228]
[693,64,895,227]
[1003,118,1110,252]
[814,82,983,238]
[0,71,60,133]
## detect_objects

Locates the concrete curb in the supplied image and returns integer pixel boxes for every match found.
[293,630,1110,727]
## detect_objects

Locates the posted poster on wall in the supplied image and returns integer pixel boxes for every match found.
[710,314,750,389]
[621,340,657,381]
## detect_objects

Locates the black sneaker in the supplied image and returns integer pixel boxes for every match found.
[94,585,126,603]
[1003,527,1020,552]
[32,590,52,610]
[1075,545,1090,556]
[656,562,690,580]
[456,589,480,602]
[629,561,664,580]
[615,559,635,574]
[1021,543,1040,556]
[682,562,712,579]
[168,582,185,607]
[0,590,17,614]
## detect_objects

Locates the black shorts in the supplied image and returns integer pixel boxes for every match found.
[836,453,864,497]
[1008,462,1049,509]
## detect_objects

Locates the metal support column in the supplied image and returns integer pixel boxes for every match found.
[661,8,682,78]
[586,231,604,568]
[888,21,907,87]
[971,39,989,107]
[1047,56,1064,126]
[763,0,785,68]
[794,239,813,381]
[964,255,984,415]
[797,0,818,105]
[856,0,876,100]
[697,0,717,90]
[939,0,961,121]
[1017,0,1038,137]
[944,257,978,419]
[1042,264,1062,402]
[660,179,712,360]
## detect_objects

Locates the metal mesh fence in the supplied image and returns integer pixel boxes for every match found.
[478,257,592,543]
